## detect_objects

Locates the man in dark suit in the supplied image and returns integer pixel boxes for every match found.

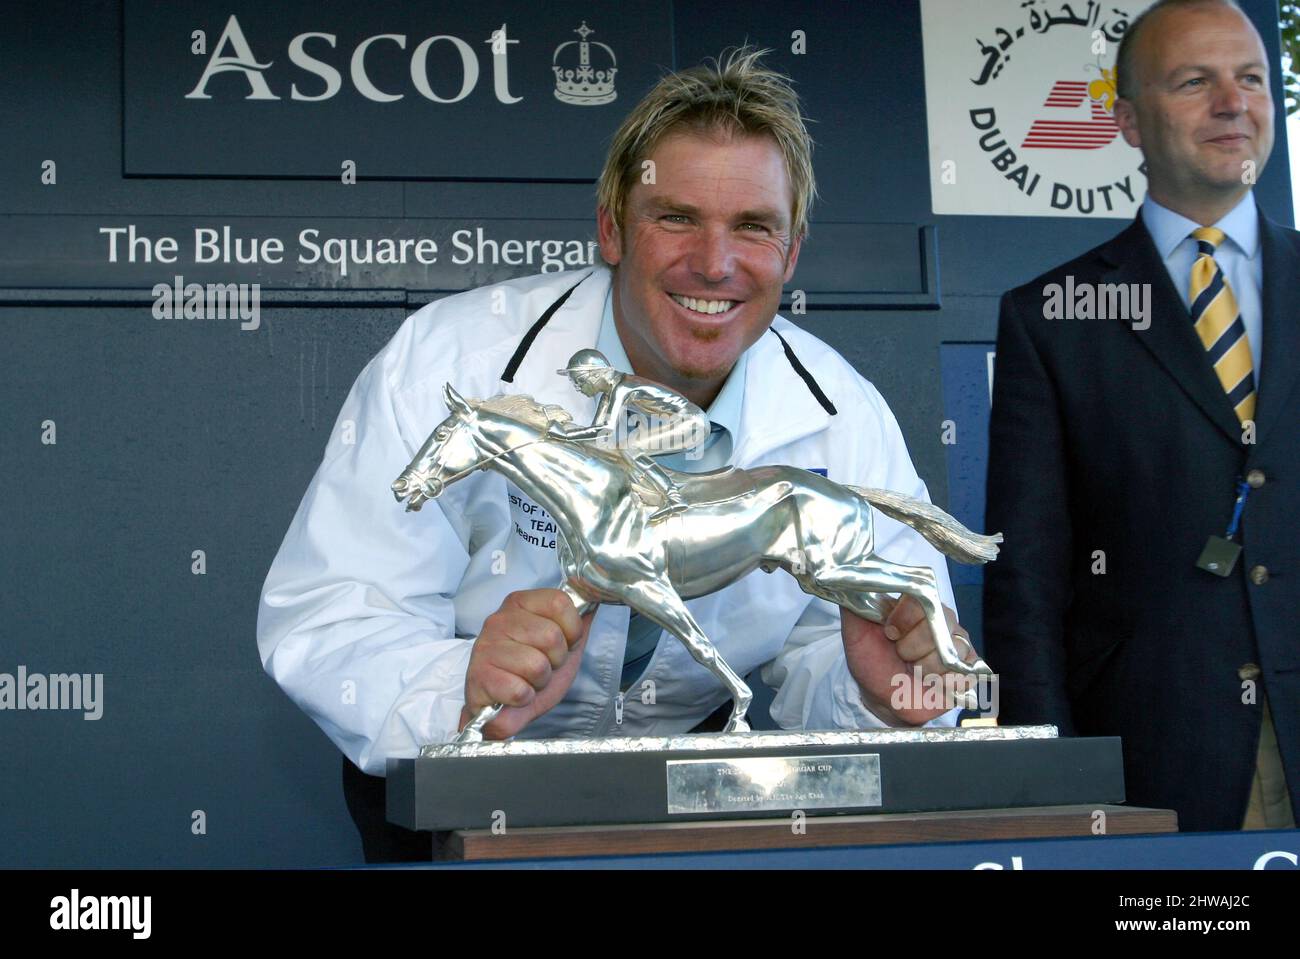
[985,0,1297,831]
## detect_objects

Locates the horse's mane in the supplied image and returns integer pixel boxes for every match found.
[475,392,574,429]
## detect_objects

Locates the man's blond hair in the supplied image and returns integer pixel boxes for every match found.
[596,47,816,240]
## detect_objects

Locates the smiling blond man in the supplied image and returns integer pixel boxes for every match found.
[260,48,979,861]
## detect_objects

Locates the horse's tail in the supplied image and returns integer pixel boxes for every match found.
[846,486,1003,565]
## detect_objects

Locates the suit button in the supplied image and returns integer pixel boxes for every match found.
[1238,663,1261,681]
[1249,565,1269,585]
[1246,469,1266,489]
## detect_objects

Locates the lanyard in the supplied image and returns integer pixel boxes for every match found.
[1224,478,1251,541]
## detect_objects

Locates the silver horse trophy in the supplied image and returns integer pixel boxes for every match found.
[392,376,1000,744]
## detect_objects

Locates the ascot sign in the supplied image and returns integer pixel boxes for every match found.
[186,14,531,104]
[123,1,664,179]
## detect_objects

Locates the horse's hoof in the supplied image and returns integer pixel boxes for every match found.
[454,704,502,744]
[725,718,751,733]
[956,688,980,711]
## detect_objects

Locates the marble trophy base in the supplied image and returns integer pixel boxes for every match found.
[386,725,1126,832]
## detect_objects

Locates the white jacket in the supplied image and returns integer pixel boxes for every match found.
[257,266,958,775]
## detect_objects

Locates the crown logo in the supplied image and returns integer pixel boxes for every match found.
[552,21,617,106]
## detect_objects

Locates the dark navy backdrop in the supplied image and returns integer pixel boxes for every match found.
[0,0,1291,866]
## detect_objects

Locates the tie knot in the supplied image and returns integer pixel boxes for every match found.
[1191,226,1226,253]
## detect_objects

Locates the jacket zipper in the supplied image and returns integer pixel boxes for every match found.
[594,611,630,736]
[607,626,670,733]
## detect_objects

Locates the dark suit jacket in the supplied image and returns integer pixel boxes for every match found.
[984,209,1300,832]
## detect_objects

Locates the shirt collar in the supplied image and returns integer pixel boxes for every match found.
[595,287,747,440]
[1142,191,1259,260]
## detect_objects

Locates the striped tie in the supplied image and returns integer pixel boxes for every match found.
[1188,227,1256,424]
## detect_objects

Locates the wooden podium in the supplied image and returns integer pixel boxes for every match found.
[431,804,1178,862]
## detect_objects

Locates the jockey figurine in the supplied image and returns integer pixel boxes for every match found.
[552,349,711,524]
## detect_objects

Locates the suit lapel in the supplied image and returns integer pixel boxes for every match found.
[1253,215,1300,443]
[1101,214,1242,444]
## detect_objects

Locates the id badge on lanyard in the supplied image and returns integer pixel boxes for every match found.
[1195,478,1250,577]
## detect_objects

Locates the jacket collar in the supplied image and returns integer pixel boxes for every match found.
[501,265,833,461]
[734,324,833,463]
[1098,213,1243,445]
[1254,215,1300,442]
[1099,209,1299,447]
[499,267,609,419]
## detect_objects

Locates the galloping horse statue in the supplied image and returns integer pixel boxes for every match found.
[392,384,1001,742]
